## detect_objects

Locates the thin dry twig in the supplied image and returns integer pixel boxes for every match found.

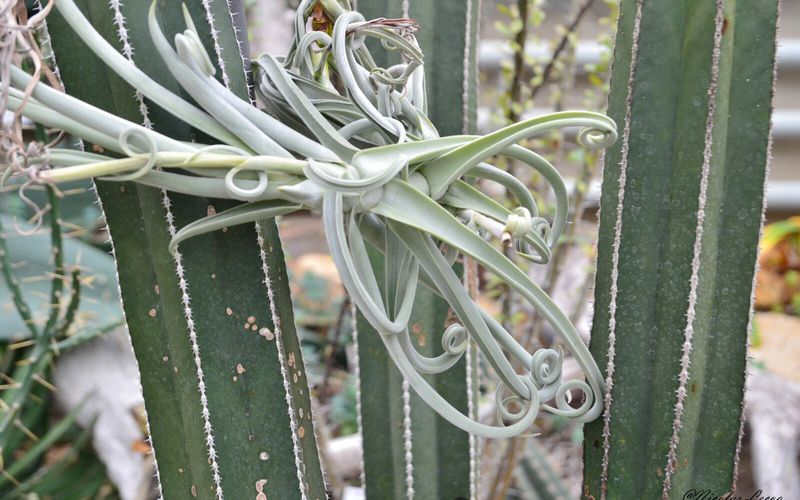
[528,0,596,101]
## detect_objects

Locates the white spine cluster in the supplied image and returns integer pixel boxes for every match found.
[600,1,644,497]
[77,3,157,498]
[254,222,308,500]
[221,0,255,96]
[200,0,231,89]
[163,197,224,499]
[661,2,724,497]
[400,4,414,496]
[461,2,482,497]
[108,0,151,128]
[464,261,480,500]
[211,0,317,492]
[109,0,226,495]
[733,2,779,489]
[460,0,475,137]
[351,303,367,493]
[33,1,60,81]
[91,183,159,499]
[402,378,415,499]
[465,335,480,500]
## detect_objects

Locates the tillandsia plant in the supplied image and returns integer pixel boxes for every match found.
[4,0,616,444]
[4,0,617,441]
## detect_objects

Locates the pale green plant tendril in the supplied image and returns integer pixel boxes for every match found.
[4,0,618,439]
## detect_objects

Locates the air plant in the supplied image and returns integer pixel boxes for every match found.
[3,0,616,439]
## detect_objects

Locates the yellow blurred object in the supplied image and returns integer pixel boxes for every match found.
[752,313,800,383]
[755,216,800,312]
[754,270,791,309]
[759,215,800,272]
[131,440,152,454]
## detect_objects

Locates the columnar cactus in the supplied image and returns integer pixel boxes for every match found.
[44,2,325,498]
[583,1,779,498]
[352,1,479,498]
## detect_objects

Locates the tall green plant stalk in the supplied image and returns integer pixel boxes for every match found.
[44,2,325,498]
[583,0,778,497]
[352,1,479,497]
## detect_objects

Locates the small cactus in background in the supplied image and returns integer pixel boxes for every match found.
[583,0,778,497]
[0,189,124,495]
